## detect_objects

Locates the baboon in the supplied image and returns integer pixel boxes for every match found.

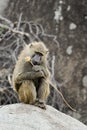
[12,41,50,109]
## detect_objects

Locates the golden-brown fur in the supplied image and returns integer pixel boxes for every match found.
[12,41,50,109]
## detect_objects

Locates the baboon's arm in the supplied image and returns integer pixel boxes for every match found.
[15,71,44,83]
[32,65,50,78]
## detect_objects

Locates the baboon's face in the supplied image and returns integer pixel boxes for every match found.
[31,52,43,65]
[29,41,49,65]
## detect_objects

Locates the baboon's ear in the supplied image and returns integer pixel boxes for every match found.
[29,43,33,48]
[46,49,49,54]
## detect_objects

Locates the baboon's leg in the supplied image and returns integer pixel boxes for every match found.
[35,78,50,109]
[18,81,36,104]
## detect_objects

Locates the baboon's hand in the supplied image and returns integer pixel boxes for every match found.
[32,65,45,77]
[43,67,49,77]
[32,65,49,78]
[32,65,42,72]
[37,71,45,78]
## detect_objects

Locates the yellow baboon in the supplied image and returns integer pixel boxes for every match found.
[12,41,50,109]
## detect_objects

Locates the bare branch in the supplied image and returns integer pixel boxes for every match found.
[0,23,30,38]
[16,13,23,30]
[0,15,13,27]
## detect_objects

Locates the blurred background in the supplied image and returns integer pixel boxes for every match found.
[0,0,87,125]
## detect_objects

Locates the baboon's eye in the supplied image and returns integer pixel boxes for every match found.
[35,52,43,56]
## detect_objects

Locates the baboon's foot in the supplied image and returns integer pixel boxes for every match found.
[34,99,46,110]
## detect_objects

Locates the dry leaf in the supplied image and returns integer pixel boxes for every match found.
[25,56,31,62]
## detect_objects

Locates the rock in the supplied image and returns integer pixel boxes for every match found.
[0,103,87,130]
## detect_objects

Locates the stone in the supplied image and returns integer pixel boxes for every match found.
[0,104,87,130]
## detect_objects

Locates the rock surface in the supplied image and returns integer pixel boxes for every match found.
[0,103,87,130]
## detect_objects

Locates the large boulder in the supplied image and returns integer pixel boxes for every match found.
[0,103,87,130]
